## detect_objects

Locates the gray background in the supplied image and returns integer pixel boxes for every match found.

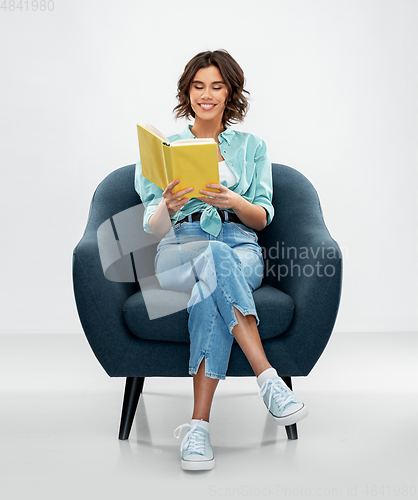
[1,0,417,333]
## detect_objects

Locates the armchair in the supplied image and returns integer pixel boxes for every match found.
[72,163,342,441]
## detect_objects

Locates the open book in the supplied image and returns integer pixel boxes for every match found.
[136,123,220,198]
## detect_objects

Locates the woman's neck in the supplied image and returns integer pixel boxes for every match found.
[190,117,225,142]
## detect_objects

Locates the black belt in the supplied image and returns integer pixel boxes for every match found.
[176,210,240,225]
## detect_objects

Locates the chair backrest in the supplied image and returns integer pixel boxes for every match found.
[85,164,141,233]
[258,163,327,252]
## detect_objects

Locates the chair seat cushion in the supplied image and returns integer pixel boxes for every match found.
[122,283,294,343]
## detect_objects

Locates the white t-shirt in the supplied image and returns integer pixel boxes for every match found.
[218,160,236,187]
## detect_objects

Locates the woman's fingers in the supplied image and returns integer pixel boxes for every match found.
[199,190,219,197]
[204,183,223,191]
[163,179,179,196]
[167,197,189,213]
[173,186,194,199]
[199,184,222,198]
[162,180,194,214]
[163,180,193,199]
[198,185,237,210]
[197,196,227,209]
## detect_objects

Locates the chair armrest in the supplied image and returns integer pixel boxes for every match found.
[256,164,343,375]
[73,233,138,376]
[262,226,342,373]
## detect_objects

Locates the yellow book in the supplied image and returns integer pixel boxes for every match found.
[137,123,220,198]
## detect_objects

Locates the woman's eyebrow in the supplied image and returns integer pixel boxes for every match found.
[192,80,225,85]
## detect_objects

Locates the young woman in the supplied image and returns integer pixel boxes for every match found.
[135,49,308,471]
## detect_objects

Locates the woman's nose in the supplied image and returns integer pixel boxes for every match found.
[201,89,212,100]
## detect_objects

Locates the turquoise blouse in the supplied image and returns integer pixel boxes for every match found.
[134,124,274,237]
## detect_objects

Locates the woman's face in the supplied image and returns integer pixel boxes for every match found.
[189,65,229,124]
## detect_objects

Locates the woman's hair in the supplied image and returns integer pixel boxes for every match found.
[173,49,250,127]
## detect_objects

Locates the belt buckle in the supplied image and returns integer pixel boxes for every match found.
[218,209,228,222]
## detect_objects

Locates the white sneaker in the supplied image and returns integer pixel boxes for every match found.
[174,420,215,471]
[259,376,308,426]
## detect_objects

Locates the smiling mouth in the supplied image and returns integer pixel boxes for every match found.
[198,103,216,110]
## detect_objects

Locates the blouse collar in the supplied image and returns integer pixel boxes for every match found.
[183,124,235,144]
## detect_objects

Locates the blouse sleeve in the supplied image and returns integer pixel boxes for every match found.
[134,156,163,234]
[252,139,275,225]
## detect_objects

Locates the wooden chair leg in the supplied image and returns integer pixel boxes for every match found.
[282,376,298,440]
[118,376,145,440]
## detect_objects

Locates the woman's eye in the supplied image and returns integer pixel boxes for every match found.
[193,86,223,90]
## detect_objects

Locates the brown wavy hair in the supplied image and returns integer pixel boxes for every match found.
[173,50,250,127]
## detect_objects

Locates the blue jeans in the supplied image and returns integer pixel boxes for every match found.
[154,219,265,380]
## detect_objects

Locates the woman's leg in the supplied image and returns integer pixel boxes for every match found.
[155,231,231,424]
[231,307,272,377]
[156,226,271,418]
[190,308,270,423]
[219,227,272,377]
[191,359,219,422]
[189,309,273,424]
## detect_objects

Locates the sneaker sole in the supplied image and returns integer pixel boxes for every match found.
[181,458,215,471]
[272,405,309,426]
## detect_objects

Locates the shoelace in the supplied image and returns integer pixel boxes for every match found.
[174,421,206,455]
[259,378,296,412]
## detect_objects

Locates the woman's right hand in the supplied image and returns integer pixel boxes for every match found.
[163,179,194,215]
[148,180,193,238]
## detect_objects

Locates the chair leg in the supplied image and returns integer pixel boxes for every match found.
[282,376,298,440]
[118,376,145,440]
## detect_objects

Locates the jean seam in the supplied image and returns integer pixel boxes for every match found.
[227,304,260,335]
[201,308,217,377]
[189,352,205,376]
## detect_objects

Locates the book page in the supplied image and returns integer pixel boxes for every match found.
[171,138,216,146]
[145,123,170,144]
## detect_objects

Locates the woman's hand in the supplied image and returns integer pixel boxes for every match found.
[148,180,192,238]
[163,179,194,215]
[197,184,240,210]
[198,183,268,231]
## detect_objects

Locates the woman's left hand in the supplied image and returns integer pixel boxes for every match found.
[197,184,241,210]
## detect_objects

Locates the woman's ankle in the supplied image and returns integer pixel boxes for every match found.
[191,414,210,423]
[253,361,273,378]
